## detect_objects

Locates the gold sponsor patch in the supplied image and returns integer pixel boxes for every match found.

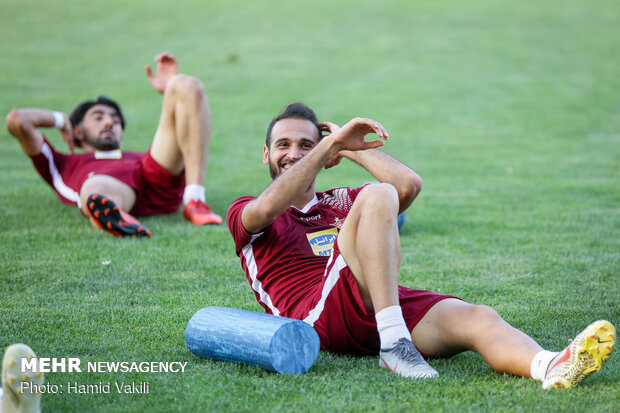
[306,228,338,256]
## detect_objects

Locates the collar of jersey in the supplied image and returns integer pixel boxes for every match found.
[292,194,318,214]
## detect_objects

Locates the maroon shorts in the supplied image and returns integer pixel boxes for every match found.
[302,240,459,356]
[129,151,185,217]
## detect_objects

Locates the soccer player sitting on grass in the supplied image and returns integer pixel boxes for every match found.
[6,52,222,237]
[227,102,615,387]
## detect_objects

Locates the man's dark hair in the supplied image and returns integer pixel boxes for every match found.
[69,96,126,130]
[265,102,322,147]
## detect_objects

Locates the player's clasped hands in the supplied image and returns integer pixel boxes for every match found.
[321,118,389,169]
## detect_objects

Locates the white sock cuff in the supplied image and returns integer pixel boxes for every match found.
[183,184,205,205]
[375,305,405,325]
[375,305,411,349]
[530,350,558,381]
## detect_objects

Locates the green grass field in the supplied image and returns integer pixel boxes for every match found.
[1,0,619,411]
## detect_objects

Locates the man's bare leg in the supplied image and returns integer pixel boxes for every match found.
[149,74,211,183]
[412,299,616,388]
[80,175,136,214]
[337,183,401,311]
[412,298,542,376]
[149,74,221,225]
[337,183,437,378]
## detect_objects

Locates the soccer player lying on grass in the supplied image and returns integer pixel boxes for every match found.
[227,102,615,387]
[6,52,222,237]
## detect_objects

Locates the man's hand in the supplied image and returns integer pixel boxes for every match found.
[326,117,388,157]
[145,52,179,94]
[58,112,75,154]
[320,122,343,169]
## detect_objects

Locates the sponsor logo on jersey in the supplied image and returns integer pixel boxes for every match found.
[306,228,338,256]
[331,217,346,229]
[300,214,321,221]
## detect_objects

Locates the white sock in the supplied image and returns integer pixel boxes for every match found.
[183,184,205,205]
[375,305,411,350]
[530,350,559,381]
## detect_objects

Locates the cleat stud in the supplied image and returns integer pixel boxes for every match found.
[114,206,119,211]
[102,198,108,204]
[10,377,15,384]
[89,202,95,209]
[37,372,43,377]
[24,374,29,381]
[10,359,15,366]
[138,228,144,233]
[104,208,110,216]
[92,195,98,200]
[28,354,34,359]
[107,222,112,229]
[94,211,100,218]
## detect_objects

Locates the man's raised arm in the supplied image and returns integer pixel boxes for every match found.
[241,117,388,234]
[6,108,73,155]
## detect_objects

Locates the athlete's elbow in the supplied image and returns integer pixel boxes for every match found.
[255,201,282,225]
[243,202,279,234]
[6,109,21,136]
[400,171,422,204]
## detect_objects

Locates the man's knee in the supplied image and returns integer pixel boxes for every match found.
[466,304,504,329]
[165,74,205,103]
[80,175,136,213]
[356,183,399,215]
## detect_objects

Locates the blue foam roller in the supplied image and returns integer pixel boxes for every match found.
[397,211,405,230]
[185,306,320,375]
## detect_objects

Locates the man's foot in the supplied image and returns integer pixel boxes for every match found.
[182,199,222,225]
[86,194,151,237]
[542,320,615,389]
[379,338,439,379]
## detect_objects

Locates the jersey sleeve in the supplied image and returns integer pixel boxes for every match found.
[226,196,257,252]
[29,137,66,188]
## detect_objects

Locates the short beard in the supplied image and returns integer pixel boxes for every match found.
[83,131,120,151]
[268,154,279,180]
[95,140,121,151]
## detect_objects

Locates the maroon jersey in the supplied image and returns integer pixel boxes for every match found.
[29,137,142,207]
[228,185,460,355]
[29,137,184,216]
[227,186,365,317]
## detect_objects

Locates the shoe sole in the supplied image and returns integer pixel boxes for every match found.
[2,343,44,399]
[87,194,151,237]
[543,320,615,389]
